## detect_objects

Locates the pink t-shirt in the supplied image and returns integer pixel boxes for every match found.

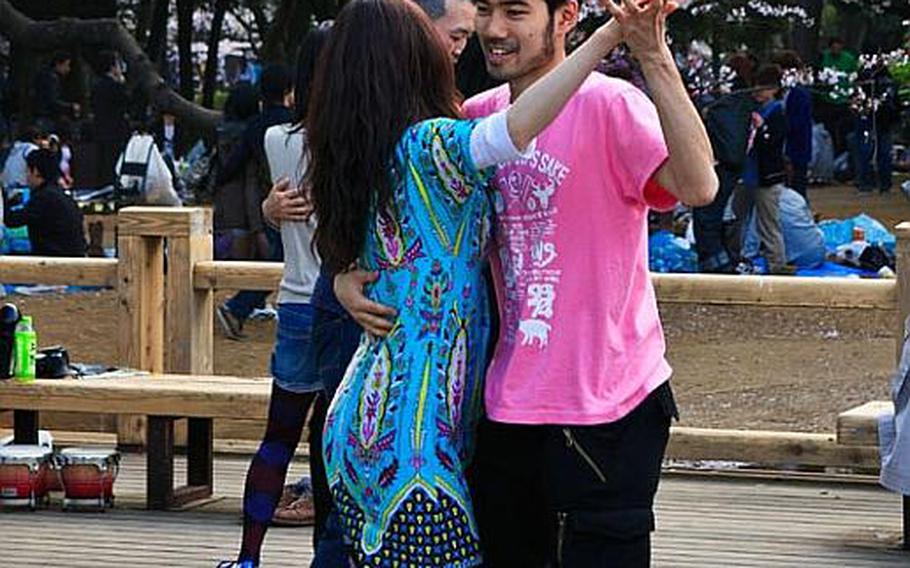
[463,73,676,425]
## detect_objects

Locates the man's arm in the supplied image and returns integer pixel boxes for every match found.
[606,0,717,207]
[261,177,313,227]
[334,270,397,336]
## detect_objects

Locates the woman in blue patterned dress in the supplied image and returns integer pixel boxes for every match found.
[307,0,624,564]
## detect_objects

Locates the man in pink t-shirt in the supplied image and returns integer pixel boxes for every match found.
[337,0,716,564]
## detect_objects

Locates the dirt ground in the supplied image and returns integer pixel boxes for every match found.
[4,180,910,434]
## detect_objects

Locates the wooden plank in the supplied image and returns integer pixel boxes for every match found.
[118,207,211,238]
[837,401,894,446]
[0,376,270,419]
[146,416,175,510]
[193,262,899,309]
[4,471,906,567]
[3,379,893,468]
[194,260,282,291]
[165,210,214,376]
[214,417,266,441]
[652,273,897,310]
[13,409,38,444]
[168,484,214,508]
[668,426,881,468]
[187,418,213,488]
[0,256,118,287]
[117,234,166,446]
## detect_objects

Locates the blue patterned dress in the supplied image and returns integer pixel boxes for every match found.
[324,118,493,567]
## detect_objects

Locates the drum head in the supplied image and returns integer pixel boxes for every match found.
[0,445,52,463]
[59,447,119,464]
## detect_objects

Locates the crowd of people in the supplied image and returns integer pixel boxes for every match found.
[0,49,185,258]
[680,36,906,275]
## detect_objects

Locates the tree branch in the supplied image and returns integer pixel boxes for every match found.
[0,0,221,131]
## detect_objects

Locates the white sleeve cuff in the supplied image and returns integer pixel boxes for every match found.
[469,110,537,170]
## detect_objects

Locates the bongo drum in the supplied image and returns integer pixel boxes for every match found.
[56,448,120,509]
[0,445,53,509]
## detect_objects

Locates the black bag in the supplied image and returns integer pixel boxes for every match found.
[704,93,756,171]
[859,244,894,272]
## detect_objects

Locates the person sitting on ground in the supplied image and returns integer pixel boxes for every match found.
[741,185,825,270]
[3,148,86,257]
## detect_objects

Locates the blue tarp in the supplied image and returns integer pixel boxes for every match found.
[818,214,896,254]
[649,231,698,273]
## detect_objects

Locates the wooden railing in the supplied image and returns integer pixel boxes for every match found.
[0,208,907,463]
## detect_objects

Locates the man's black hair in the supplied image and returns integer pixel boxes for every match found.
[25,148,61,184]
[97,50,119,73]
[51,51,72,66]
[259,63,292,104]
[754,64,782,89]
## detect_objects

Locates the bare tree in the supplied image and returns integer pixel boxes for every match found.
[202,0,230,108]
[133,0,156,48]
[0,0,220,130]
[145,0,170,71]
[789,0,824,64]
[176,0,196,101]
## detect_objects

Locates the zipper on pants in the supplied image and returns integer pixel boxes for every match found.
[562,427,607,483]
[556,511,568,566]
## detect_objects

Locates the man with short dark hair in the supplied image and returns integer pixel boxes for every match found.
[4,148,85,257]
[33,52,80,134]
[92,51,131,188]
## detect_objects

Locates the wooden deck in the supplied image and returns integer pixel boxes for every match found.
[2,454,908,567]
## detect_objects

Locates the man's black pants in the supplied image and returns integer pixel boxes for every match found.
[472,382,677,567]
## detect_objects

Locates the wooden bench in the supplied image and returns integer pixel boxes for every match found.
[0,374,270,510]
[837,401,908,550]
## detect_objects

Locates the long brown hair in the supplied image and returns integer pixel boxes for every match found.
[308,0,462,274]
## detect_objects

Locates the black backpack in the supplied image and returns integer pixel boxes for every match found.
[703,92,756,172]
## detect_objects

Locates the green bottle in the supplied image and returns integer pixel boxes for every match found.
[14,316,37,383]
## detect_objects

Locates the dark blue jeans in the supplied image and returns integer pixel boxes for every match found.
[308,307,363,567]
[850,118,894,192]
[226,226,284,321]
[693,164,738,272]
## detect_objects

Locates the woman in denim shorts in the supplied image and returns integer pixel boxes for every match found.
[221,25,335,568]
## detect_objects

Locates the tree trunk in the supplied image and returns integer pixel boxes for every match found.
[789,0,824,65]
[259,0,295,64]
[0,0,220,131]
[176,0,195,102]
[247,0,270,40]
[202,0,229,109]
[134,0,155,47]
[145,0,170,72]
